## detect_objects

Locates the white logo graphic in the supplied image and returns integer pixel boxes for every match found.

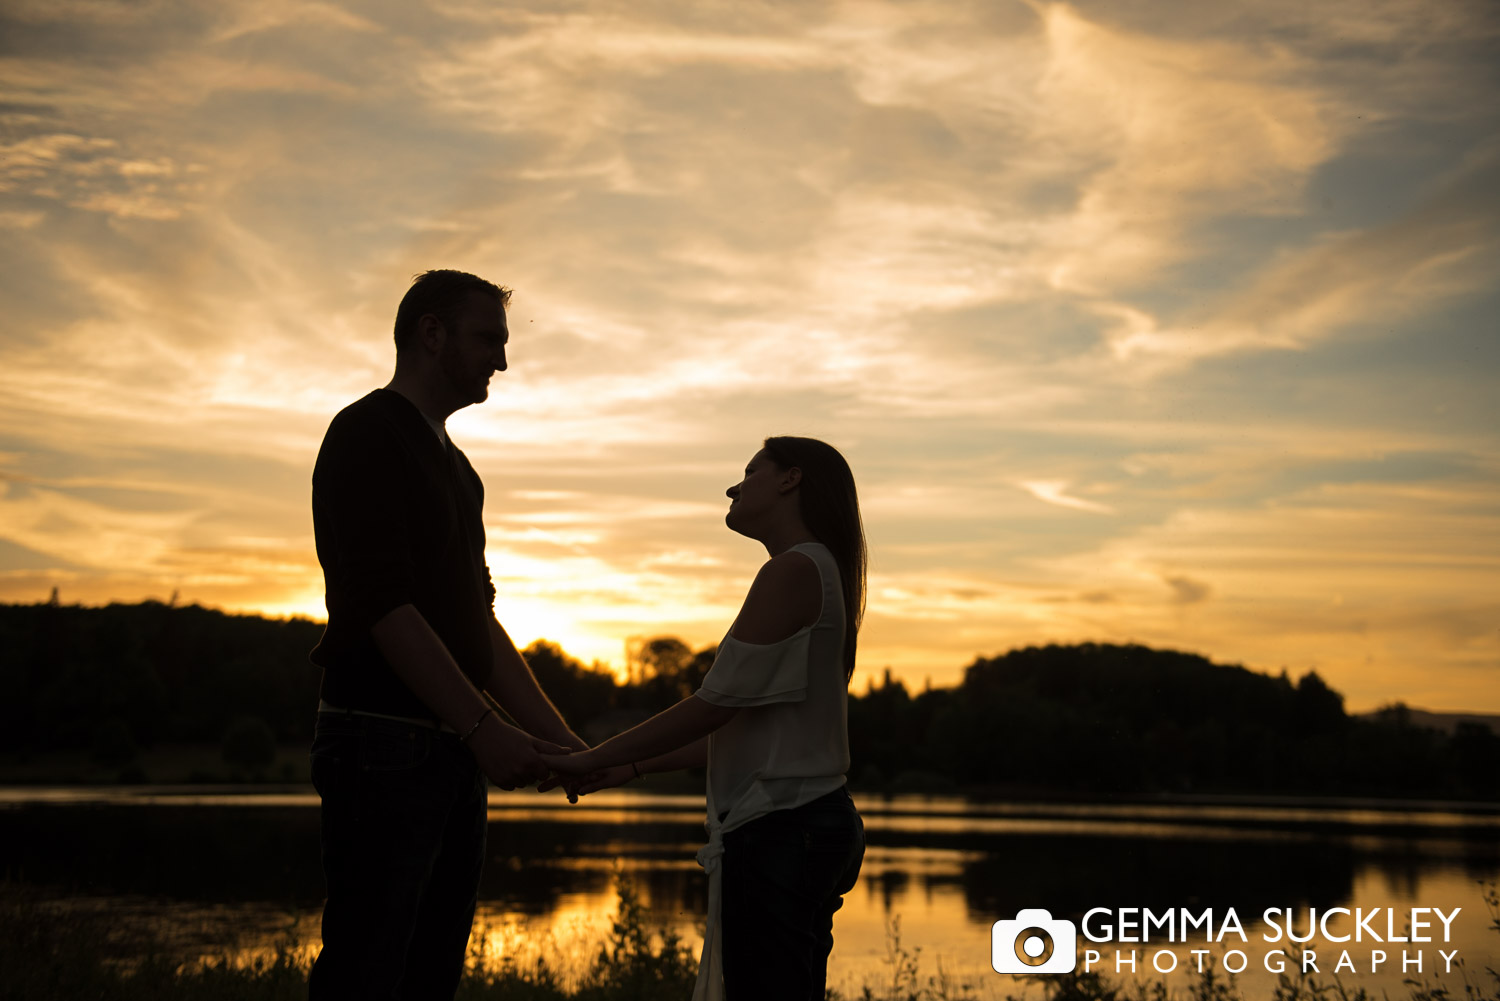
[993,909,1079,974]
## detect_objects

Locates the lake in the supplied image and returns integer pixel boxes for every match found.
[2,786,1497,998]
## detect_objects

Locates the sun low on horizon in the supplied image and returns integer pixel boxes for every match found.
[1,1,1497,713]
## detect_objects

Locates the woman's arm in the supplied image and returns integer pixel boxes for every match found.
[542,696,734,775]
[640,735,708,774]
[568,737,709,796]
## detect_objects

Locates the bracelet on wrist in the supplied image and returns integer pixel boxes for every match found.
[460,706,494,743]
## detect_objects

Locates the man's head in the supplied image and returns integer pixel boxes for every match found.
[394,269,511,352]
[392,270,512,412]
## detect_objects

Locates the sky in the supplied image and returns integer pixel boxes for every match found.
[1,0,1497,712]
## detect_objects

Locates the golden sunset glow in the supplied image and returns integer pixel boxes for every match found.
[1,1,1496,711]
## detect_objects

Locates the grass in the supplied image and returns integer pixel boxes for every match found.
[3,881,1496,1001]
[0,879,696,1001]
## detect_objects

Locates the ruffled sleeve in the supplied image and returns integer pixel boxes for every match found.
[696,630,811,707]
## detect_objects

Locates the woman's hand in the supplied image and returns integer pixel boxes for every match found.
[538,747,599,775]
[534,742,598,802]
[537,749,639,797]
[574,763,638,795]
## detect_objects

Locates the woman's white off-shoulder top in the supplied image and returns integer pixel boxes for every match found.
[689,541,849,1001]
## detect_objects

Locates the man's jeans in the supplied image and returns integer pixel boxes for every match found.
[308,712,487,1001]
[720,786,865,1000]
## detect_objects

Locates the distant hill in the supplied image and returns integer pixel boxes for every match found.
[1356,707,1500,736]
[850,642,1500,800]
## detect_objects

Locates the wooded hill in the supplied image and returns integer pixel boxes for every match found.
[1,600,1495,799]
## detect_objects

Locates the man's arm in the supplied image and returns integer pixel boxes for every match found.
[371,604,554,788]
[482,617,588,752]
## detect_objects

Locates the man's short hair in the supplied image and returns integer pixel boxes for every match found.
[394,270,512,351]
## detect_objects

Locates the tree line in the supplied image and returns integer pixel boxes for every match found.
[0,600,1494,798]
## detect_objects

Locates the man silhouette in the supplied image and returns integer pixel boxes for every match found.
[307,269,585,999]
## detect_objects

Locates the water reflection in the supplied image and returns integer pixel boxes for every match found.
[2,788,1496,994]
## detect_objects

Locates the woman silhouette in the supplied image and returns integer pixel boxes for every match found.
[541,435,867,1001]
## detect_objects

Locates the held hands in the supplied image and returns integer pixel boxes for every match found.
[467,719,626,801]
[572,763,637,796]
[532,736,591,803]
[537,748,640,798]
[538,747,598,776]
[467,716,566,790]
[536,746,596,801]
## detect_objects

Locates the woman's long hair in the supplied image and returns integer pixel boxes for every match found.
[761,436,866,683]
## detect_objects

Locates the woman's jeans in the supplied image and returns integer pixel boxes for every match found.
[308,711,488,1001]
[720,787,865,1000]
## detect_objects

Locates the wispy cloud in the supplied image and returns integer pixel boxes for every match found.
[1018,480,1114,514]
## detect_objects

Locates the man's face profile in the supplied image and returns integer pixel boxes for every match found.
[438,290,509,406]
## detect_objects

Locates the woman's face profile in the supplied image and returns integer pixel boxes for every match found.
[725,448,782,534]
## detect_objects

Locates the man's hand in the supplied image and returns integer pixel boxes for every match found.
[467,717,558,789]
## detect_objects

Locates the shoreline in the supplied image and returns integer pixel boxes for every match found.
[3,783,1497,838]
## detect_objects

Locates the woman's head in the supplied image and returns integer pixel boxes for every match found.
[757,435,867,683]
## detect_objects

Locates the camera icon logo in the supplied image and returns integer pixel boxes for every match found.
[992,909,1078,974]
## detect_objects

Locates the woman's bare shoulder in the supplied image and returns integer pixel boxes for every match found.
[731,550,821,644]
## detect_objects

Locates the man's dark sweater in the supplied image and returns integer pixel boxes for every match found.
[310,389,496,719]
